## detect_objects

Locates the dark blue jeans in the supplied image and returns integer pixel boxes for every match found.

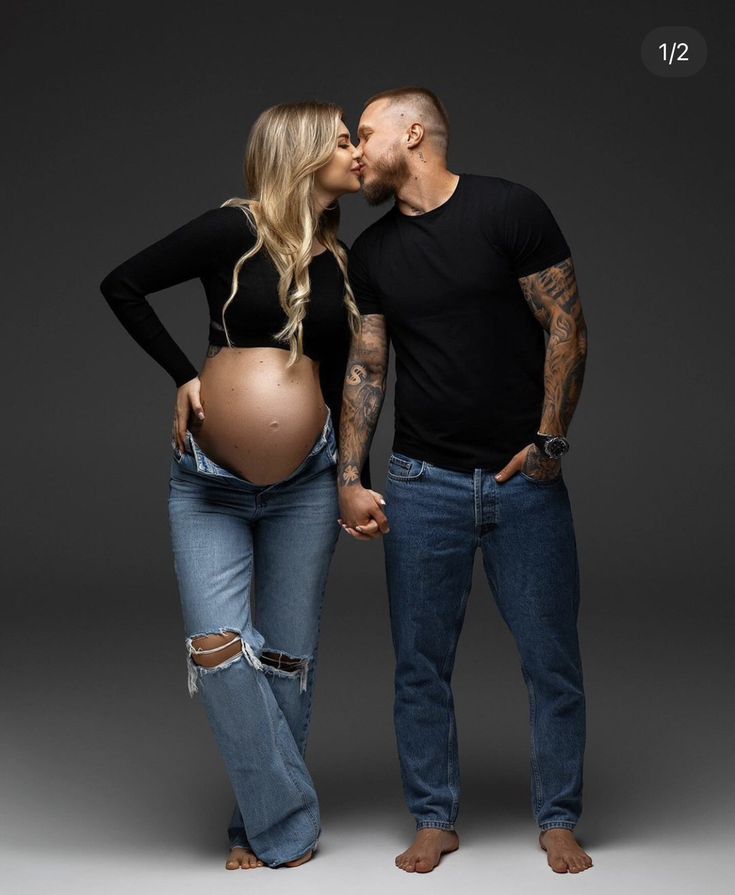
[382,451,586,833]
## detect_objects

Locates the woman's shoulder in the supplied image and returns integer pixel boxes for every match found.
[214,200,258,233]
[196,201,258,257]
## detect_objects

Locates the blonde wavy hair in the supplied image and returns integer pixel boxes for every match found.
[219,102,362,366]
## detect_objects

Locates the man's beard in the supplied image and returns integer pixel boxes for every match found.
[362,150,410,206]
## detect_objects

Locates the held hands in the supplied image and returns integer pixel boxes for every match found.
[338,486,390,541]
[171,376,205,455]
[494,443,561,483]
[336,442,562,540]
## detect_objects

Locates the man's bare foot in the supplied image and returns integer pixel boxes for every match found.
[539,828,593,873]
[284,848,313,867]
[225,845,263,870]
[395,828,459,873]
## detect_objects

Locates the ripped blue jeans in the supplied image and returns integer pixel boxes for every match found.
[167,406,339,867]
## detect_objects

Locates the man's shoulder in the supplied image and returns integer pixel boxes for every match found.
[461,172,518,197]
[466,173,559,208]
[350,207,396,255]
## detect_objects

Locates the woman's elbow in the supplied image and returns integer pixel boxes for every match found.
[99,270,119,299]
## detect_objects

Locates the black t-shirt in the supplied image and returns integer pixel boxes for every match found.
[100,203,371,487]
[348,173,571,473]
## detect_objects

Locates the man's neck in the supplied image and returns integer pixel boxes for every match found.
[395,169,460,216]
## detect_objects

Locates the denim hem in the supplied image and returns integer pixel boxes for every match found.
[539,821,577,831]
[232,834,320,867]
[416,820,456,831]
[267,836,319,868]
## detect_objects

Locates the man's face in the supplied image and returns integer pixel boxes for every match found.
[356,100,411,206]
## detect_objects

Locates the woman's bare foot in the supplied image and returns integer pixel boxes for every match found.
[395,828,459,873]
[539,828,593,873]
[284,848,313,867]
[225,845,263,870]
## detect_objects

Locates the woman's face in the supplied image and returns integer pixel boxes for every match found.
[314,120,362,199]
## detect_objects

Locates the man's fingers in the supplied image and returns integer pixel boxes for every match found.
[495,465,515,482]
[354,523,385,540]
[359,513,391,534]
[368,490,390,530]
[368,506,389,528]
[495,449,527,482]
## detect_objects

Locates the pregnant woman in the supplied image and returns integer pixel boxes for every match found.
[99,102,378,870]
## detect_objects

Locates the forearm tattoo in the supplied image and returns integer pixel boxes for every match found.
[518,256,588,479]
[339,314,389,487]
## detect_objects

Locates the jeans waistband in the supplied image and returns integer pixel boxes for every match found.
[177,403,335,490]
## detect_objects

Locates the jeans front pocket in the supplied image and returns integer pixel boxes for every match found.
[387,452,426,482]
[518,468,564,486]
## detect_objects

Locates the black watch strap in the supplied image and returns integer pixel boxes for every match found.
[532,432,570,457]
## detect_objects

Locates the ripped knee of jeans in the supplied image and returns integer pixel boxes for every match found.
[260,649,311,694]
[184,627,265,698]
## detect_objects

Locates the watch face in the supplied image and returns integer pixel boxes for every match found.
[545,436,569,459]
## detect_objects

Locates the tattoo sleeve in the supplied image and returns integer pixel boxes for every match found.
[338,314,389,488]
[518,256,588,439]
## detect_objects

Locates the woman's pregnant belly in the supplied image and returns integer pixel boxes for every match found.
[187,346,329,485]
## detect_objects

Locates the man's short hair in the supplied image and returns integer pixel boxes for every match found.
[363,86,450,156]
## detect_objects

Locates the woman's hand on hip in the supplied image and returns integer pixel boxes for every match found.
[171,377,204,455]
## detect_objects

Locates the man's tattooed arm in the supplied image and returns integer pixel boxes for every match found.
[518,256,588,478]
[338,314,389,489]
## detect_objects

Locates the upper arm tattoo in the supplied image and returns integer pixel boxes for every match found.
[518,256,582,332]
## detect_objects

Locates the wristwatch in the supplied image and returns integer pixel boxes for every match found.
[532,432,570,459]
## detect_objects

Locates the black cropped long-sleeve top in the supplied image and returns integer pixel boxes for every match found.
[100,203,370,488]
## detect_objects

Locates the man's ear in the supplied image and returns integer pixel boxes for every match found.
[406,122,424,147]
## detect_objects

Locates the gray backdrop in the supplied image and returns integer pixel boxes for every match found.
[3,1,733,892]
